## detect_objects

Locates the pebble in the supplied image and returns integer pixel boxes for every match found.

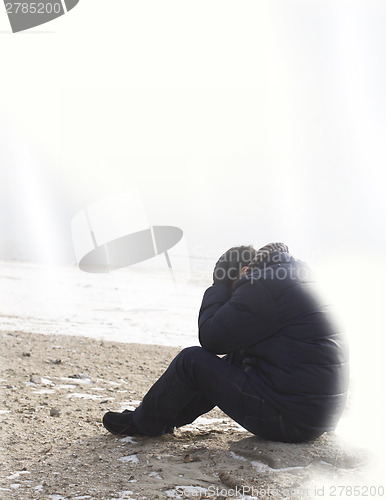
[30,375,41,384]
[47,359,62,365]
[69,373,92,381]
[50,408,61,417]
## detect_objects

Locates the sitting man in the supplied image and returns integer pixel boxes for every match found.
[103,242,349,443]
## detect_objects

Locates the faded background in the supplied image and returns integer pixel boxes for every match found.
[1,1,385,264]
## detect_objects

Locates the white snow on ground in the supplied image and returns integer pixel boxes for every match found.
[67,393,106,400]
[32,389,56,394]
[59,377,93,385]
[251,460,311,473]
[182,415,247,432]
[118,401,142,412]
[250,460,272,473]
[7,471,30,480]
[148,471,162,479]
[119,436,137,444]
[0,260,204,348]
[118,454,139,464]
[230,451,248,461]
[40,377,54,385]
[112,492,135,500]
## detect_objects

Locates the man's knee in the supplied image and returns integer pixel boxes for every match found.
[173,346,216,379]
[177,346,205,361]
[174,346,216,369]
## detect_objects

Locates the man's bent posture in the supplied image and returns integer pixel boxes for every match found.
[103,242,349,443]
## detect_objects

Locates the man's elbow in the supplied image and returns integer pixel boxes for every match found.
[198,326,225,354]
[198,329,220,354]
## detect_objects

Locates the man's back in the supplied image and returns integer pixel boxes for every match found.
[199,250,349,434]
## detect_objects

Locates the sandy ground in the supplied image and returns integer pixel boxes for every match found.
[0,331,378,500]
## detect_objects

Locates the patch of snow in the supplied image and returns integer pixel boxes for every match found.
[182,415,247,432]
[165,489,180,498]
[251,460,271,473]
[119,400,141,409]
[118,405,136,411]
[112,491,135,500]
[41,377,54,385]
[33,389,56,394]
[0,409,10,414]
[251,460,309,473]
[230,451,247,461]
[193,417,227,425]
[67,393,105,400]
[7,471,30,480]
[148,471,162,479]
[59,377,93,385]
[119,436,137,444]
[118,454,139,463]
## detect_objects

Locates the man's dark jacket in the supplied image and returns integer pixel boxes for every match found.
[198,251,349,433]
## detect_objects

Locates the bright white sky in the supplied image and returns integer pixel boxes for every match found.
[0,0,385,266]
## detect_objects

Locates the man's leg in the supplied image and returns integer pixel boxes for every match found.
[104,346,317,442]
[170,350,244,428]
[132,346,261,435]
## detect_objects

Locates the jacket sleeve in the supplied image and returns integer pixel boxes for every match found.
[198,278,280,354]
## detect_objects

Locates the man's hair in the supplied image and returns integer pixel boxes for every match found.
[221,245,258,268]
[215,242,289,280]
[214,245,258,281]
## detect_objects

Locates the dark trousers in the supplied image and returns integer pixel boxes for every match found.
[132,346,319,443]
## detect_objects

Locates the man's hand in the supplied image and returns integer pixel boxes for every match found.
[212,252,241,289]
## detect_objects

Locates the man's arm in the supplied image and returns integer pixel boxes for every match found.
[198,278,280,354]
